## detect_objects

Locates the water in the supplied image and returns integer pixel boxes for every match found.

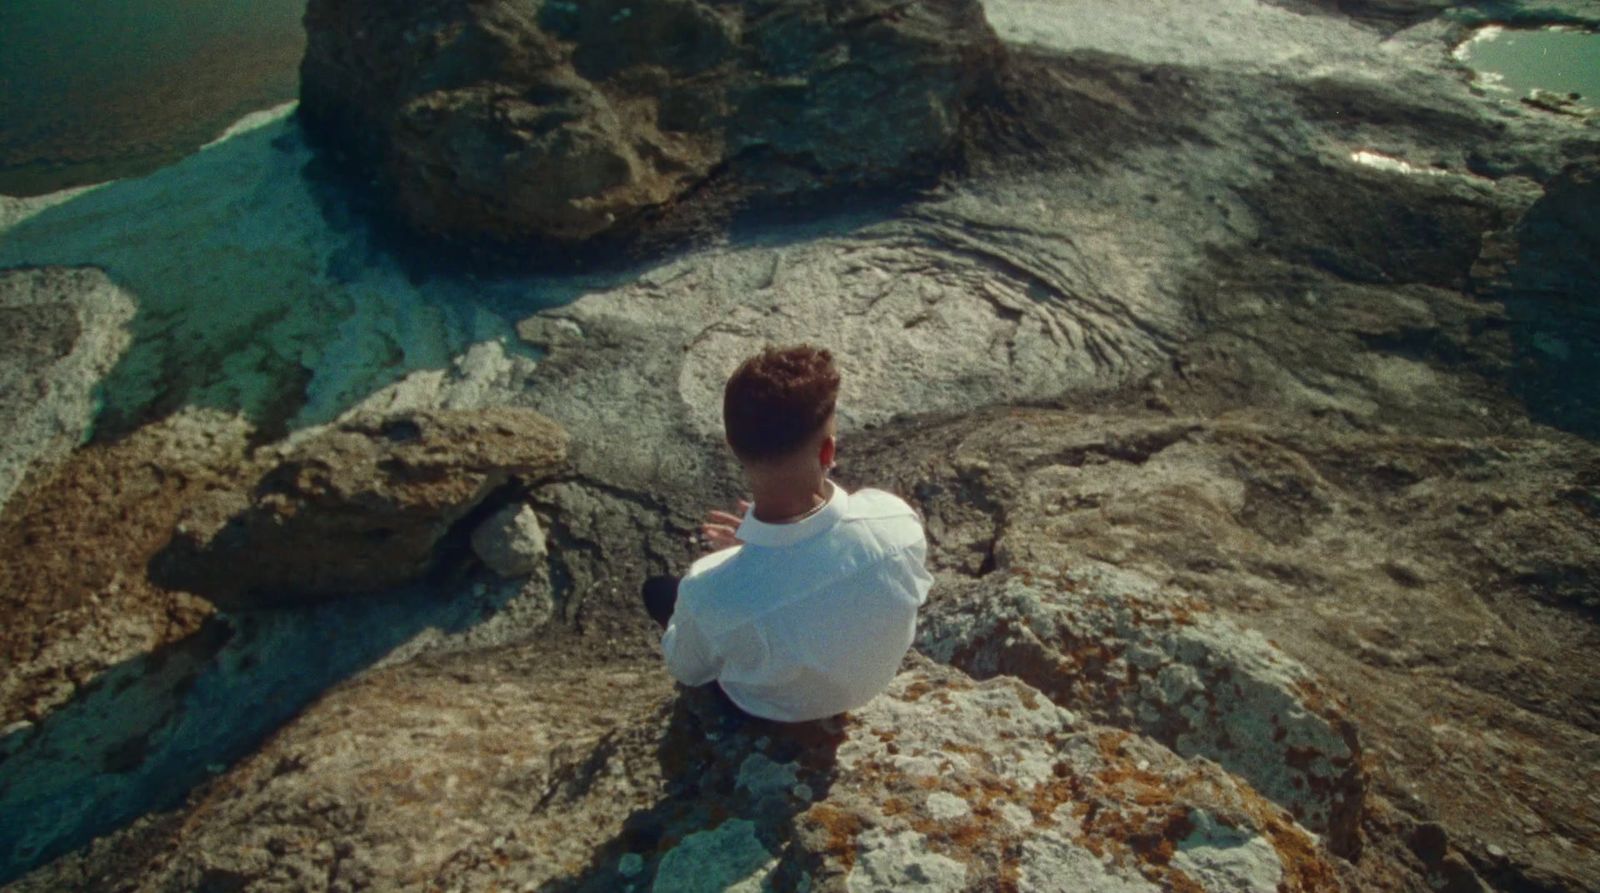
[0,0,306,196]
[1455,25,1600,105]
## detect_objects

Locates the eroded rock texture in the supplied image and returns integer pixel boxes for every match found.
[7,656,1361,893]
[5,0,1600,889]
[0,267,134,514]
[299,0,1002,248]
[919,566,1365,858]
[0,410,256,726]
[152,408,569,605]
[855,409,1600,890]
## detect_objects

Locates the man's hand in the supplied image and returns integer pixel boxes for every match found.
[699,499,751,552]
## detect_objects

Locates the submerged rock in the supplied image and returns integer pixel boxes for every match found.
[299,0,1002,251]
[152,408,568,605]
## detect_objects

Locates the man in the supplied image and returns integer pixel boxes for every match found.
[642,345,934,722]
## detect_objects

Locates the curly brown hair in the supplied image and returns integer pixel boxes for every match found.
[723,345,841,463]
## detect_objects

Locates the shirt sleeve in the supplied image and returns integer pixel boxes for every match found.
[661,608,719,686]
[900,522,935,606]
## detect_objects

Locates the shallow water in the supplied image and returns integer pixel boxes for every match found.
[1456,26,1600,104]
[0,0,306,196]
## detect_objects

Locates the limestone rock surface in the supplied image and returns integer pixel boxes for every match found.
[152,408,569,605]
[854,408,1600,891]
[918,566,1366,857]
[0,266,134,514]
[0,410,257,726]
[9,655,1359,893]
[1472,157,1600,439]
[299,0,1002,249]
[470,502,549,578]
[4,0,1600,890]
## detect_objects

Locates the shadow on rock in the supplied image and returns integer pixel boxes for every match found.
[0,565,535,885]
[1475,157,1600,440]
[544,687,845,893]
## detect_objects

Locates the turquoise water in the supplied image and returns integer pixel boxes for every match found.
[1457,26,1600,103]
[0,0,306,195]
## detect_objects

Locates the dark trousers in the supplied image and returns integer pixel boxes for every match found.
[642,575,679,630]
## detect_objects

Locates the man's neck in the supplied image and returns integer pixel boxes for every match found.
[750,478,831,524]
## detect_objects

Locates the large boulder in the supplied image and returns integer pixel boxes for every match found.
[298,0,1003,250]
[152,408,569,605]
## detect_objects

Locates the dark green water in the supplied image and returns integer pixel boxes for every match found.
[0,0,306,196]
[1457,26,1600,104]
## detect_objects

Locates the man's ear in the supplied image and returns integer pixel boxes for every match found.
[819,434,837,470]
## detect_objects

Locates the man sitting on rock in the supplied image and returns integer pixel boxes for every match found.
[642,344,934,722]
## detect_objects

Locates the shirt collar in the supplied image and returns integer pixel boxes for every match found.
[735,480,849,548]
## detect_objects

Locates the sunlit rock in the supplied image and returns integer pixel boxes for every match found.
[152,408,568,605]
[919,565,1366,857]
[299,0,1003,250]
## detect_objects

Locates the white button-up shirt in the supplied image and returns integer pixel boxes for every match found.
[661,482,934,722]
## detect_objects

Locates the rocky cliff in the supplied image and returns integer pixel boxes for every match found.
[299,0,1002,253]
[2,0,1598,890]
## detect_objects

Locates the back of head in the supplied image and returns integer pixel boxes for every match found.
[723,345,840,464]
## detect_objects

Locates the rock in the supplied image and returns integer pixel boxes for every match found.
[8,652,680,893]
[470,503,549,578]
[0,266,135,514]
[342,338,543,418]
[1285,0,1456,30]
[525,480,699,632]
[152,408,568,605]
[643,660,1349,893]
[652,819,776,893]
[514,207,1190,495]
[5,1,1600,890]
[0,409,257,726]
[852,408,1600,890]
[298,0,1003,250]
[11,655,1354,892]
[917,566,1366,857]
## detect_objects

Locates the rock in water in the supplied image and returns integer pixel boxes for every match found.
[298,0,1002,250]
[152,408,568,605]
